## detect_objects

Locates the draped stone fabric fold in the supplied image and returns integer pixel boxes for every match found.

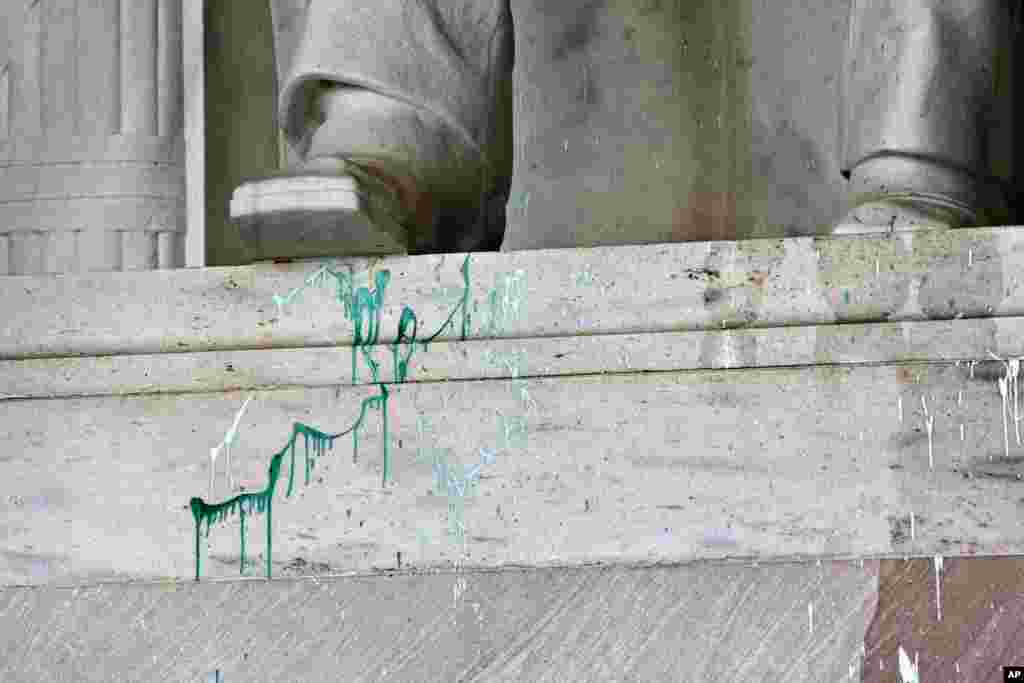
[278,0,515,252]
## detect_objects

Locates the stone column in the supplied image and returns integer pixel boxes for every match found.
[0,0,185,275]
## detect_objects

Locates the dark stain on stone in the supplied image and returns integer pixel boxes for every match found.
[469,536,510,547]
[968,360,1011,382]
[703,288,724,305]
[283,557,333,573]
[888,513,926,545]
[551,0,603,61]
[532,422,570,433]
[962,454,1024,481]
[684,267,721,281]
[888,427,926,450]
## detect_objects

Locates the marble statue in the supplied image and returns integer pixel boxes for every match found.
[836,0,1017,234]
[234,0,514,258]
[233,0,1019,260]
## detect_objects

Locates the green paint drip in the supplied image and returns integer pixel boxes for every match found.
[188,255,482,580]
[350,273,390,384]
[392,307,418,383]
[189,386,388,581]
[239,502,246,575]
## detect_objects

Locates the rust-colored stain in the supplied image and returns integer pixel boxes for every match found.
[896,367,914,384]
[671,192,738,242]
[748,270,769,287]
[361,160,436,236]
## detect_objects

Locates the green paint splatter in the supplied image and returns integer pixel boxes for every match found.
[477,270,526,338]
[507,190,530,212]
[574,267,596,287]
[187,254,504,581]
[498,413,528,450]
[190,385,389,581]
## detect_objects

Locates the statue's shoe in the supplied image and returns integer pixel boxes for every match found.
[830,195,977,235]
[230,156,438,262]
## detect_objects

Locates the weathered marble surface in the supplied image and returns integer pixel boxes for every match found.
[0,561,880,682]
[1,227,1020,360]
[243,0,859,258]
[2,228,1024,588]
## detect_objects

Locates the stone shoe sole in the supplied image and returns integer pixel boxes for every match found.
[231,173,413,261]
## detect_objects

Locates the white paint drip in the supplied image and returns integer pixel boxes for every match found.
[875,258,879,276]
[898,396,903,423]
[999,376,1010,461]
[988,351,1024,457]
[910,512,915,541]
[808,602,813,634]
[1011,358,1021,445]
[970,361,975,379]
[968,248,973,267]
[210,394,255,498]
[899,646,919,683]
[957,390,962,406]
[960,424,965,442]
[956,662,960,673]
[922,395,934,470]
[934,555,943,622]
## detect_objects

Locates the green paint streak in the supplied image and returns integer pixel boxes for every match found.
[420,254,473,347]
[239,503,246,575]
[188,254,487,580]
[190,386,388,581]
[498,413,528,450]
[477,270,526,338]
[392,307,418,384]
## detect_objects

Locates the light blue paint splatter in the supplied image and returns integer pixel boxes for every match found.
[701,527,738,546]
[30,559,49,580]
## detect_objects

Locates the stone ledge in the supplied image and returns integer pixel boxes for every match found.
[0,226,1020,360]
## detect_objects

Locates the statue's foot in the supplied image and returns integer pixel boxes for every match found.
[831,195,977,235]
[832,154,1009,235]
[303,87,495,252]
[230,153,444,261]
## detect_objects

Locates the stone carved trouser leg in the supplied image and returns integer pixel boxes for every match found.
[277,0,514,254]
[836,0,1019,234]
